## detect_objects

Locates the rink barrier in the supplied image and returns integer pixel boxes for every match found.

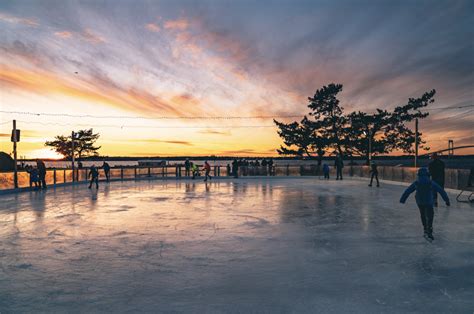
[0,164,471,193]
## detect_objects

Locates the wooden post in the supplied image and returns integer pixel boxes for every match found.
[121,168,124,180]
[12,120,18,189]
[53,169,56,185]
[71,131,75,182]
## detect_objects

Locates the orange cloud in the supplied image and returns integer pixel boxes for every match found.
[0,64,202,117]
[0,12,38,27]
[145,23,160,32]
[164,18,189,30]
[54,31,73,39]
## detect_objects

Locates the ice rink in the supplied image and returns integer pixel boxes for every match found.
[0,178,473,313]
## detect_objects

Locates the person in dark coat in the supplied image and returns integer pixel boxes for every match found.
[334,154,344,180]
[428,153,445,206]
[232,159,239,178]
[36,159,47,189]
[268,158,274,176]
[88,165,99,189]
[400,167,450,241]
[103,161,111,182]
[226,163,231,176]
[368,161,380,187]
[184,158,191,176]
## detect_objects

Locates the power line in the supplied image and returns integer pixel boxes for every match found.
[0,104,471,120]
[0,110,301,120]
[15,120,276,129]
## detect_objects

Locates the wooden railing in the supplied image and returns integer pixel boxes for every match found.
[0,165,471,192]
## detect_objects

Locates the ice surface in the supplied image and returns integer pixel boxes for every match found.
[0,178,473,313]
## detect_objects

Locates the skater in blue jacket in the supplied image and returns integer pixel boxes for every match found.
[400,167,450,241]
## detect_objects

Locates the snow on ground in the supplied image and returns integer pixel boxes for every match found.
[0,178,473,313]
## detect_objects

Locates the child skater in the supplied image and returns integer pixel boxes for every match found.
[399,167,450,241]
[322,164,330,179]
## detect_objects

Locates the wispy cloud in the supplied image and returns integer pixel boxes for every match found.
[54,31,73,39]
[0,12,38,27]
[145,23,160,32]
[198,129,232,136]
[164,18,189,30]
[81,29,105,44]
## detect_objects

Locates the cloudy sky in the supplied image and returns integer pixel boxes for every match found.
[0,0,472,158]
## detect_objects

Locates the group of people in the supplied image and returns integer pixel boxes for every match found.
[25,159,47,189]
[321,154,345,180]
[87,161,111,189]
[183,158,275,180]
[184,160,213,182]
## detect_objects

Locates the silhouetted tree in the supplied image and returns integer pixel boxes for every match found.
[45,129,101,160]
[275,84,435,163]
[274,116,328,165]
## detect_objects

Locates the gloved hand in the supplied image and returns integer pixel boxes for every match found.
[446,201,450,207]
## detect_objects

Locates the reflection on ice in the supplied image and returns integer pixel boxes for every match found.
[0,178,473,312]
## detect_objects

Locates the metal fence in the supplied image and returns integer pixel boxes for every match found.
[0,164,471,192]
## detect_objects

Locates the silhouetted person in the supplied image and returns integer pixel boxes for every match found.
[226,163,231,176]
[203,160,212,182]
[78,161,83,169]
[88,165,99,189]
[184,158,191,176]
[268,158,274,176]
[428,153,445,206]
[334,154,344,180]
[191,162,199,179]
[232,159,239,178]
[368,161,379,187]
[27,165,39,188]
[323,164,330,179]
[36,159,47,189]
[103,161,111,182]
[400,167,450,241]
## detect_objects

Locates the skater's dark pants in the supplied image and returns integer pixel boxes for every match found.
[89,177,98,188]
[105,171,110,182]
[432,178,444,204]
[336,167,343,180]
[324,173,329,179]
[417,204,434,232]
[39,172,47,188]
[369,172,379,186]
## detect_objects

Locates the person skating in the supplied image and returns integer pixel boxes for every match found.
[232,159,239,178]
[268,158,274,176]
[323,163,330,179]
[36,159,47,189]
[191,162,199,179]
[203,161,212,182]
[226,163,231,176]
[184,158,191,177]
[400,167,450,241]
[368,161,380,187]
[428,153,445,206]
[88,165,99,189]
[103,161,111,182]
[334,154,344,180]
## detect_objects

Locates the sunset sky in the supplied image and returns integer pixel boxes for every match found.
[0,0,473,159]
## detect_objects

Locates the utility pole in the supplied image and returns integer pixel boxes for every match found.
[368,129,372,164]
[414,118,419,168]
[71,131,75,182]
[13,120,18,189]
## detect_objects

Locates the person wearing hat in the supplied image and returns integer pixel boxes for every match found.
[400,167,450,241]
